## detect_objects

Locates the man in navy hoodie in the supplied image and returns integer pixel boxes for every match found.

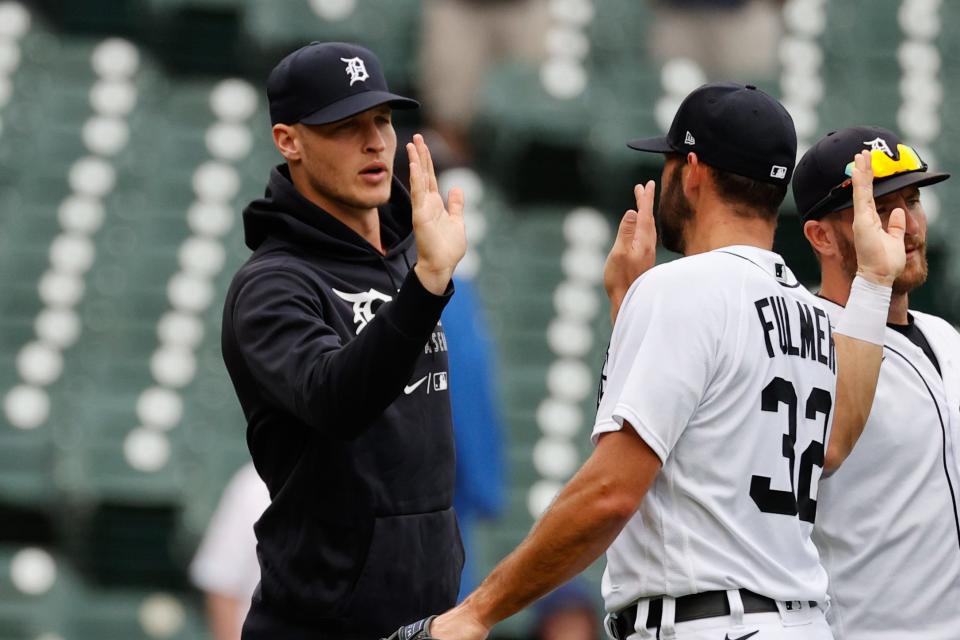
[221,42,467,639]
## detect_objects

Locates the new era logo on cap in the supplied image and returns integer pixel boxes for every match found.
[625,82,797,185]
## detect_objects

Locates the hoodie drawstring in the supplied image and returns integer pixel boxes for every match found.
[383,255,403,292]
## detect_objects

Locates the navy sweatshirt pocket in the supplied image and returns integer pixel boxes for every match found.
[344,508,464,631]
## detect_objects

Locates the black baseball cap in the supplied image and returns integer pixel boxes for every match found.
[628,82,797,185]
[793,125,950,221]
[267,41,419,126]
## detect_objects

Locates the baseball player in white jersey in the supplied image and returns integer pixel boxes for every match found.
[382,83,905,640]
[793,126,960,640]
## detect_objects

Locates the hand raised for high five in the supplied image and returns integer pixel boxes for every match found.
[407,134,467,295]
[604,181,657,324]
[850,150,906,286]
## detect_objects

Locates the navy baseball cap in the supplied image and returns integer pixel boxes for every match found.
[793,126,950,221]
[267,41,419,126]
[627,82,797,185]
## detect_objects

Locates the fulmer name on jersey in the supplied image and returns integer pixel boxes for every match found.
[754,296,836,373]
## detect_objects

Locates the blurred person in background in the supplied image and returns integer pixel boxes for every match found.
[190,463,270,640]
[793,126,960,640]
[529,580,600,640]
[649,0,783,80]
[419,0,549,166]
[444,274,506,600]
[220,41,467,639]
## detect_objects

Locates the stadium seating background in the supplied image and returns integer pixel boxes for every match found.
[0,0,957,638]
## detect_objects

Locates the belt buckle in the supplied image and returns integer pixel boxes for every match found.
[783,600,804,611]
[605,611,622,640]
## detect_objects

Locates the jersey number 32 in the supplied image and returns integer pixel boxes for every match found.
[751,377,832,524]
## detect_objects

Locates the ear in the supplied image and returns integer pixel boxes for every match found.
[682,152,703,199]
[272,124,301,162]
[803,218,836,259]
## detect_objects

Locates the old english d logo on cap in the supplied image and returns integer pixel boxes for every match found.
[792,125,951,221]
[266,42,418,126]
[341,56,369,86]
[863,136,894,156]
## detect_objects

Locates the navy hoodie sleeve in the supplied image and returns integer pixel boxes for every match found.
[232,266,452,438]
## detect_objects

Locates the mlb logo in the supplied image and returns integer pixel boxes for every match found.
[433,372,448,392]
[774,262,789,284]
[770,165,788,179]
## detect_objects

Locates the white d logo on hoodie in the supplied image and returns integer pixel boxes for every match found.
[333,287,393,334]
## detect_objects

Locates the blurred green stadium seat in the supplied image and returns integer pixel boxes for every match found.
[0,545,70,638]
[0,4,957,638]
[0,545,202,639]
[0,427,55,508]
[241,0,421,84]
[148,0,241,10]
[586,1,654,65]
[69,586,204,640]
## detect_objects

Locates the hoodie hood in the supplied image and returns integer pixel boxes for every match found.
[242,164,414,259]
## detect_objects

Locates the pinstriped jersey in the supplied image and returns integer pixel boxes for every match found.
[814,303,960,640]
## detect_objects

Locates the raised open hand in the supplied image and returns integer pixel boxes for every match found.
[408,134,466,295]
[604,180,657,323]
[850,150,906,286]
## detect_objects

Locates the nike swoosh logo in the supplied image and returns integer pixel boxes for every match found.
[404,375,429,395]
[725,631,759,640]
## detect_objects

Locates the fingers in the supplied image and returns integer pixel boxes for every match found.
[634,180,656,216]
[407,142,423,207]
[633,181,657,249]
[447,187,465,219]
[851,151,878,225]
[413,133,439,193]
[423,139,440,194]
[615,210,638,253]
[886,207,907,242]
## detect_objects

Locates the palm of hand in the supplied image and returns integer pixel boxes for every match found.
[852,207,906,281]
[414,191,466,268]
[850,152,907,284]
[604,181,657,309]
[406,134,466,274]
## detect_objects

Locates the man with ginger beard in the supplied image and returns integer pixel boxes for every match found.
[794,126,960,640]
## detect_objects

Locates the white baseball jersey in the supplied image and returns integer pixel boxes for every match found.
[814,302,960,640]
[593,245,838,612]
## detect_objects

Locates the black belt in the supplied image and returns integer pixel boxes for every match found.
[609,589,810,639]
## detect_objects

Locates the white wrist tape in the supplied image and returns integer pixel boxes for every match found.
[835,275,892,346]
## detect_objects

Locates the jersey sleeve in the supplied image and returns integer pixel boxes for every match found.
[592,266,724,463]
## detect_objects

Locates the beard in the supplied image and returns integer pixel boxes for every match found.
[834,230,928,295]
[657,165,695,254]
